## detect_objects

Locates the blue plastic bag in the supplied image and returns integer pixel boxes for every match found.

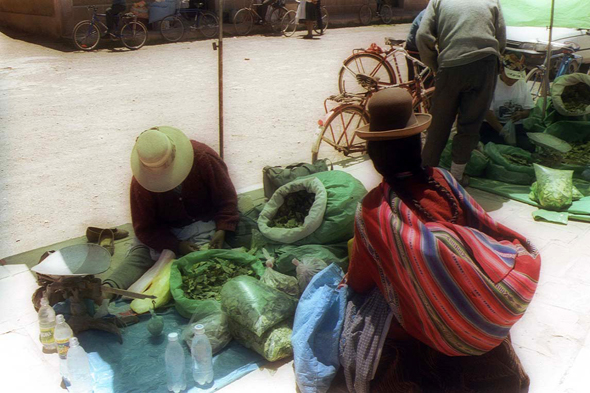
[292,263,348,393]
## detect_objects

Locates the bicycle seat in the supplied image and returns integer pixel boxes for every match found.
[385,37,405,47]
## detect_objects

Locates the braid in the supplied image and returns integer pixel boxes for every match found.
[388,169,459,224]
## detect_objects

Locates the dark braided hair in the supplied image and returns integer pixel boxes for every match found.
[367,137,459,224]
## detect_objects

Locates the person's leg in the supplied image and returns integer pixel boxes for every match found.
[515,124,535,152]
[452,56,498,167]
[103,244,155,290]
[106,4,126,34]
[257,0,274,23]
[479,121,505,146]
[421,67,461,167]
[315,0,322,31]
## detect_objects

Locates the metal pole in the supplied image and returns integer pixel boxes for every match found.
[542,0,556,118]
[218,0,224,159]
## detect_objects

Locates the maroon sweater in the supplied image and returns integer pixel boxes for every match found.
[130,140,239,253]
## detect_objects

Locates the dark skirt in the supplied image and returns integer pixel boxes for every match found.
[302,1,318,22]
[371,334,530,393]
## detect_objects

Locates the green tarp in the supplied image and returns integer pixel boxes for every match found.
[501,0,590,29]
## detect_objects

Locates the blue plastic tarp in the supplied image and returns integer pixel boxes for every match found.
[149,0,177,24]
[78,306,266,393]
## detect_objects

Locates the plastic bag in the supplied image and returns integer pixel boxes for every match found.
[181,311,232,355]
[228,318,293,362]
[530,181,583,203]
[533,164,574,210]
[130,261,173,314]
[220,275,298,337]
[293,264,348,393]
[128,249,175,294]
[259,249,299,297]
[170,250,265,319]
[500,121,517,146]
[292,257,328,293]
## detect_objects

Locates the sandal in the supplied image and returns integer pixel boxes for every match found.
[86,226,129,243]
[98,229,115,256]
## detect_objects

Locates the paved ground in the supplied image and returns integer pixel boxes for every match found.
[0,23,408,260]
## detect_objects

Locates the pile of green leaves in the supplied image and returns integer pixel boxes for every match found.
[269,190,315,229]
[228,318,293,362]
[562,83,590,112]
[563,141,590,165]
[502,153,532,167]
[181,258,257,301]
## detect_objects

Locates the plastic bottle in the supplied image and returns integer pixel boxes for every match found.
[191,324,213,386]
[67,337,93,393]
[165,332,187,393]
[38,298,56,351]
[54,314,74,384]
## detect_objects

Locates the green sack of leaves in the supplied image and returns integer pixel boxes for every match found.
[484,143,535,185]
[181,311,232,355]
[228,318,293,362]
[439,141,489,176]
[170,250,265,319]
[220,275,298,337]
[530,181,583,203]
[533,164,574,211]
[260,249,299,298]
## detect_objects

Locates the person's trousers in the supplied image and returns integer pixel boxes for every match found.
[103,244,154,290]
[421,55,498,166]
[479,122,535,153]
[106,4,126,32]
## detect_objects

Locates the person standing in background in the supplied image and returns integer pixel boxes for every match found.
[417,0,506,186]
[106,0,127,36]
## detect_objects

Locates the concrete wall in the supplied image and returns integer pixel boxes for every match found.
[0,0,424,39]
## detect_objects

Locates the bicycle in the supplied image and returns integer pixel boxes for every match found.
[233,0,290,36]
[281,1,329,37]
[159,1,219,41]
[359,0,393,25]
[338,38,434,95]
[312,48,435,163]
[525,42,583,100]
[72,6,147,51]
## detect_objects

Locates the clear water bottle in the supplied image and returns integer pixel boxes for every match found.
[54,314,74,384]
[165,332,187,393]
[191,324,213,386]
[67,337,93,393]
[38,298,56,352]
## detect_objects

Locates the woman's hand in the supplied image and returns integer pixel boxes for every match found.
[209,230,226,249]
[178,240,199,256]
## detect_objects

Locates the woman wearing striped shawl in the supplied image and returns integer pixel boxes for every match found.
[345,88,540,392]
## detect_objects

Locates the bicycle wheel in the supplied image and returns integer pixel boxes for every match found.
[281,10,298,37]
[379,4,393,24]
[359,5,372,26]
[311,105,369,164]
[160,16,184,42]
[313,7,329,35]
[73,21,100,51]
[338,52,397,94]
[526,68,547,100]
[269,7,288,34]
[121,21,147,50]
[198,11,219,38]
[234,9,254,36]
[413,86,435,114]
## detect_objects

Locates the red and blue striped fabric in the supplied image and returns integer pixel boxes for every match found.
[349,168,541,356]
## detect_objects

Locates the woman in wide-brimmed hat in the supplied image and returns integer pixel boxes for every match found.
[342,88,540,392]
[103,126,239,292]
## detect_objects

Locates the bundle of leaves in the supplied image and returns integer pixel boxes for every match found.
[181,258,257,301]
[269,190,316,229]
[502,153,532,167]
[563,141,590,165]
[562,83,590,112]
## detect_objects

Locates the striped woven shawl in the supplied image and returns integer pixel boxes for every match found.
[350,168,541,356]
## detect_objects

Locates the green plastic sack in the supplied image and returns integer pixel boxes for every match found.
[260,171,366,246]
[483,143,535,184]
[530,181,583,202]
[228,318,293,362]
[271,244,349,276]
[550,74,590,117]
[170,250,265,319]
[485,162,535,185]
[533,164,574,211]
[220,275,298,337]
[439,141,489,176]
